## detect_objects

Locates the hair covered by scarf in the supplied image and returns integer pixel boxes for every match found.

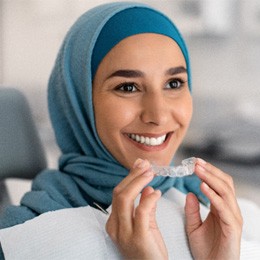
[0,2,207,229]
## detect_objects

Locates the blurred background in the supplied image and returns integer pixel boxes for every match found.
[1,0,260,206]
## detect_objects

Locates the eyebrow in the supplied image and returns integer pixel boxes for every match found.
[106,66,187,80]
[106,69,144,79]
[166,66,187,75]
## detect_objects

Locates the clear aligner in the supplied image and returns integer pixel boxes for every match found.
[151,157,197,177]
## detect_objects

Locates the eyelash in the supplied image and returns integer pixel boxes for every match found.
[166,78,186,90]
[115,78,187,93]
[115,82,139,93]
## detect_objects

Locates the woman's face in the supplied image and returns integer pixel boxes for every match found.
[93,33,192,169]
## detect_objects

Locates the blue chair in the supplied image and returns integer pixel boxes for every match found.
[0,87,47,210]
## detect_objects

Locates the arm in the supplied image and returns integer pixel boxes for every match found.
[185,159,243,260]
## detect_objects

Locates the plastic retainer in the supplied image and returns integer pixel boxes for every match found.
[151,157,197,177]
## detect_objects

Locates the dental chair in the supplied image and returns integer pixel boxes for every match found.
[0,87,47,213]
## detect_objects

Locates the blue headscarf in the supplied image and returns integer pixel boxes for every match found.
[0,2,206,229]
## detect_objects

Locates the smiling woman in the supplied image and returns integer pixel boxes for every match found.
[93,33,192,169]
[0,2,248,260]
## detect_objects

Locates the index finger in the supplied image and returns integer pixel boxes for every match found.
[114,159,151,194]
[196,158,235,194]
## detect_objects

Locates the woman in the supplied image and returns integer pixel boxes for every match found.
[0,2,243,259]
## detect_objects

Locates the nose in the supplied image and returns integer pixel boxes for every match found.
[140,92,170,126]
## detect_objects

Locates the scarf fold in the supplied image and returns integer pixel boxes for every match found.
[22,154,185,209]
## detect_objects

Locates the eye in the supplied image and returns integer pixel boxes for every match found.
[116,82,138,93]
[166,79,185,89]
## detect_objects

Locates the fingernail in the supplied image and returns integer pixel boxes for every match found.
[133,158,148,169]
[154,189,161,196]
[133,158,143,168]
[202,182,209,189]
[197,164,205,172]
[143,170,153,177]
[197,158,207,165]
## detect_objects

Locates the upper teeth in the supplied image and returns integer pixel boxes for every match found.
[129,134,167,146]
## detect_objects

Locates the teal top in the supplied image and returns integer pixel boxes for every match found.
[0,2,206,233]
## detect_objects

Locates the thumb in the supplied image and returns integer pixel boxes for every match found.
[185,193,202,235]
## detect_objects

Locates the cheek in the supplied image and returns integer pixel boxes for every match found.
[176,95,193,126]
[94,98,137,138]
[185,98,193,123]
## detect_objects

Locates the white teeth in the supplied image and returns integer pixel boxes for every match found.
[150,138,157,146]
[128,134,167,146]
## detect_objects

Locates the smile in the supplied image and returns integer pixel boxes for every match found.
[127,134,167,146]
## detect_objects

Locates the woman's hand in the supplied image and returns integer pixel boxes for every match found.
[185,159,243,260]
[106,159,168,260]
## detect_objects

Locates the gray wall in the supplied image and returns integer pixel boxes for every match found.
[0,0,3,82]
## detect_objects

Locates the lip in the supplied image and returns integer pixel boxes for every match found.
[125,132,174,152]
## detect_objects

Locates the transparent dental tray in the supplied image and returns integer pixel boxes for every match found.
[151,157,196,177]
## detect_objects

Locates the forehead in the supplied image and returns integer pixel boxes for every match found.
[100,33,186,69]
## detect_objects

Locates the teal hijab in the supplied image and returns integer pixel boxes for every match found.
[0,2,206,229]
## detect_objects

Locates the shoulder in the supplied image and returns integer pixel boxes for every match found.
[0,205,36,229]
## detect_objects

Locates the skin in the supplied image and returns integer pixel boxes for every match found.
[93,33,242,259]
[93,33,192,169]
